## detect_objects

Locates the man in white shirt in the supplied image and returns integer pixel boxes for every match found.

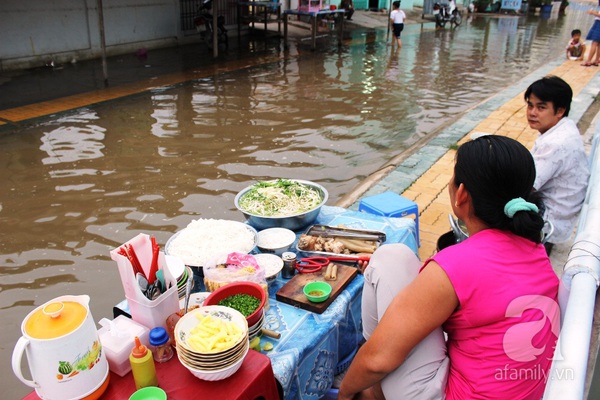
[525,76,590,254]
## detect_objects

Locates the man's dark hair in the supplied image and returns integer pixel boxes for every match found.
[524,75,572,117]
[393,1,400,8]
[572,29,582,36]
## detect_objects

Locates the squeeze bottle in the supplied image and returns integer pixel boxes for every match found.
[129,336,159,389]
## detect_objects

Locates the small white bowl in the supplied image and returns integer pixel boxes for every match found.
[253,253,284,283]
[256,227,296,256]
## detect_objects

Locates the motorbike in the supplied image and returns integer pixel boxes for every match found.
[194,0,228,50]
[433,2,462,28]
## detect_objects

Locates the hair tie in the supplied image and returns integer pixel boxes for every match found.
[504,197,539,218]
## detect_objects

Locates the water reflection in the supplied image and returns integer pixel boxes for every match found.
[151,93,180,138]
[1,8,595,398]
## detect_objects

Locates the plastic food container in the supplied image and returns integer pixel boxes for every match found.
[98,316,150,377]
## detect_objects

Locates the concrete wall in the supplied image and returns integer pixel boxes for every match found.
[1,0,181,71]
[351,0,413,10]
[1,0,416,71]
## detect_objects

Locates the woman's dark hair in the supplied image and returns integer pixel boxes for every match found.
[524,75,572,117]
[454,135,545,243]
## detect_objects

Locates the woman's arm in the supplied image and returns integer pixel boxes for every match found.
[338,261,459,399]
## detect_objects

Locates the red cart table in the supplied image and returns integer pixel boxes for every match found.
[23,350,281,400]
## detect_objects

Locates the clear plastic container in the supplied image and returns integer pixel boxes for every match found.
[149,327,174,363]
[98,316,150,377]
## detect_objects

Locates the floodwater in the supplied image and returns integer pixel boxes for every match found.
[1,7,595,398]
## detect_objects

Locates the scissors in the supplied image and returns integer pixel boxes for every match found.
[296,255,371,274]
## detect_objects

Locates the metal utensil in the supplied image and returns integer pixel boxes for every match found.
[183,274,193,315]
[136,272,162,300]
[308,224,386,242]
[448,214,468,243]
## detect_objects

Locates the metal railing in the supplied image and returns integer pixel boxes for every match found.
[543,117,600,400]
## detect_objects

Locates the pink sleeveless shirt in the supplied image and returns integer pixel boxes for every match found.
[425,229,559,399]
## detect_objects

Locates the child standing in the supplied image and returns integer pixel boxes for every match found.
[566,29,586,61]
[582,8,600,66]
[389,1,406,49]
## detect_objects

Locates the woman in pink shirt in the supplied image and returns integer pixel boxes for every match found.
[339,135,559,399]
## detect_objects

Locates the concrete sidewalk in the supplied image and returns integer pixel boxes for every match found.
[342,56,600,270]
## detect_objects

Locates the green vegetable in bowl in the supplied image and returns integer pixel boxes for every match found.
[218,294,261,317]
[238,179,323,217]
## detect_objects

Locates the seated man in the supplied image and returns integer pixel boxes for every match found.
[340,0,354,20]
[524,76,590,254]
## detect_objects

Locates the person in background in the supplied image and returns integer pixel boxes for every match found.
[448,0,457,14]
[566,29,586,61]
[340,0,354,20]
[525,76,590,254]
[582,8,600,66]
[433,2,443,28]
[338,135,559,400]
[468,1,475,13]
[389,1,406,48]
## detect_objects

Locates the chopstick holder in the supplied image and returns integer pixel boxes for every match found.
[110,233,181,330]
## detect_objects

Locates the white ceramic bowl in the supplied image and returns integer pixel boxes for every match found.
[256,227,297,256]
[174,305,248,354]
[180,340,249,381]
[178,292,210,310]
[253,253,284,282]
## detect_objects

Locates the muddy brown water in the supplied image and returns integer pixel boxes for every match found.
[2,8,595,398]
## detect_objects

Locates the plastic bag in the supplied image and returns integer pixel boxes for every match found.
[203,252,269,309]
[203,252,266,290]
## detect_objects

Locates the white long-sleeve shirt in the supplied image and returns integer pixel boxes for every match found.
[531,117,590,243]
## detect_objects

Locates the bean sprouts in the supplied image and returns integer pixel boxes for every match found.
[238,179,323,217]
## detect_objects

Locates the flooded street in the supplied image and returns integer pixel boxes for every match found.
[2,7,594,398]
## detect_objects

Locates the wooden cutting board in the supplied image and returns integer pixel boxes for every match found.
[275,263,359,313]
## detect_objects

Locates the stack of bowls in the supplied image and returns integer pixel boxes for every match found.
[175,306,249,381]
[247,309,265,340]
[176,266,195,298]
[203,282,267,341]
[165,256,193,298]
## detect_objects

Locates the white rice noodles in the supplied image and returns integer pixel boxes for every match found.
[167,219,256,266]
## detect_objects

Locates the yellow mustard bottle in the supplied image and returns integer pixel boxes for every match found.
[129,336,158,389]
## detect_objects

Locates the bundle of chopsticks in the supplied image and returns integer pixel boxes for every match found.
[117,236,160,285]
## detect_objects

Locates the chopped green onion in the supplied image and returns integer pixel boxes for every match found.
[218,294,261,317]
